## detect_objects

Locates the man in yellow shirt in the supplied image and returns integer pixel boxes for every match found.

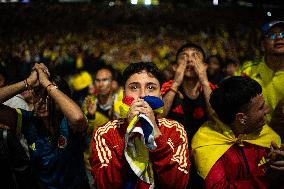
[241,20,284,123]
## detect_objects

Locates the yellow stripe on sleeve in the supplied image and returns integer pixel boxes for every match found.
[15,108,23,134]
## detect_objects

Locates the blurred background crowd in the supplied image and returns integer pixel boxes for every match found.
[0,0,283,89]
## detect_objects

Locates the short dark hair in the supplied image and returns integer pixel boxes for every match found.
[175,43,206,64]
[210,76,262,124]
[224,58,239,67]
[95,64,115,79]
[122,62,164,87]
[112,70,123,86]
[207,54,222,65]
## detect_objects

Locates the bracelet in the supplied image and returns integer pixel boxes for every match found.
[169,87,184,99]
[24,79,31,90]
[45,83,54,91]
[47,84,58,93]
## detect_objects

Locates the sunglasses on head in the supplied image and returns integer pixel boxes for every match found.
[265,32,284,40]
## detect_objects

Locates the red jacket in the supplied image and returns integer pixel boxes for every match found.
[205,143,274,189]
[90,118,190,189]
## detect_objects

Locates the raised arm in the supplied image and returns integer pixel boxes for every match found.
[192,52,214,117]
[0,68,38,130]
[0,70,38,103]
[34,63,87,132]
[161,58,186,117]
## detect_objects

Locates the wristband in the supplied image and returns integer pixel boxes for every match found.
[45,83,54,91]
[46,84,58,93]
[170,87,184,99]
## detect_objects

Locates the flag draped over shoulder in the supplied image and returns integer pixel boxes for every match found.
[191,116,281,179]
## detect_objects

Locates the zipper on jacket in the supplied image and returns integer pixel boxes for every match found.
[240,147,250,176]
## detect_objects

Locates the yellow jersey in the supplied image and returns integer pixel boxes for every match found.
[241,58,284,121]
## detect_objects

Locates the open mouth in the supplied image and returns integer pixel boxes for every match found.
[274,42,284,48]
[186,66,193,71]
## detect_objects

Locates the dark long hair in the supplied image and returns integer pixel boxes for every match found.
[47,75,72,143]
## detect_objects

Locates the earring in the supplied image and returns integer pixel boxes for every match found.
[241,119,247,125]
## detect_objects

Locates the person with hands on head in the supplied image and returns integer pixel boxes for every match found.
[90,62,190,189]
[161,43,215,142]
[160,43,215,189]
[0,63,89,189]
[161,43,216,188]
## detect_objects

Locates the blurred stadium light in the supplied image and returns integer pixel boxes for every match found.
[144,0,151,5]
[129,0,158,5]
[213,0,218,5]
[0,0,282,8]
[59,0,91,1]
[131,0,137,4]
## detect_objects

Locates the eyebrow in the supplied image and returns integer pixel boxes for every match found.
[181,49,201,56]
[128,82,140,86]
[95,77,111,80]
[147,82,158,86]
[180,52,189,56]
[128,82,158,86]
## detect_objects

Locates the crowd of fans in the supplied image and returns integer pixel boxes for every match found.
[0,4,272,85]
[1,3,284,189]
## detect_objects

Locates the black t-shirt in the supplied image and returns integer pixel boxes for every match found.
[166,87,208,141]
